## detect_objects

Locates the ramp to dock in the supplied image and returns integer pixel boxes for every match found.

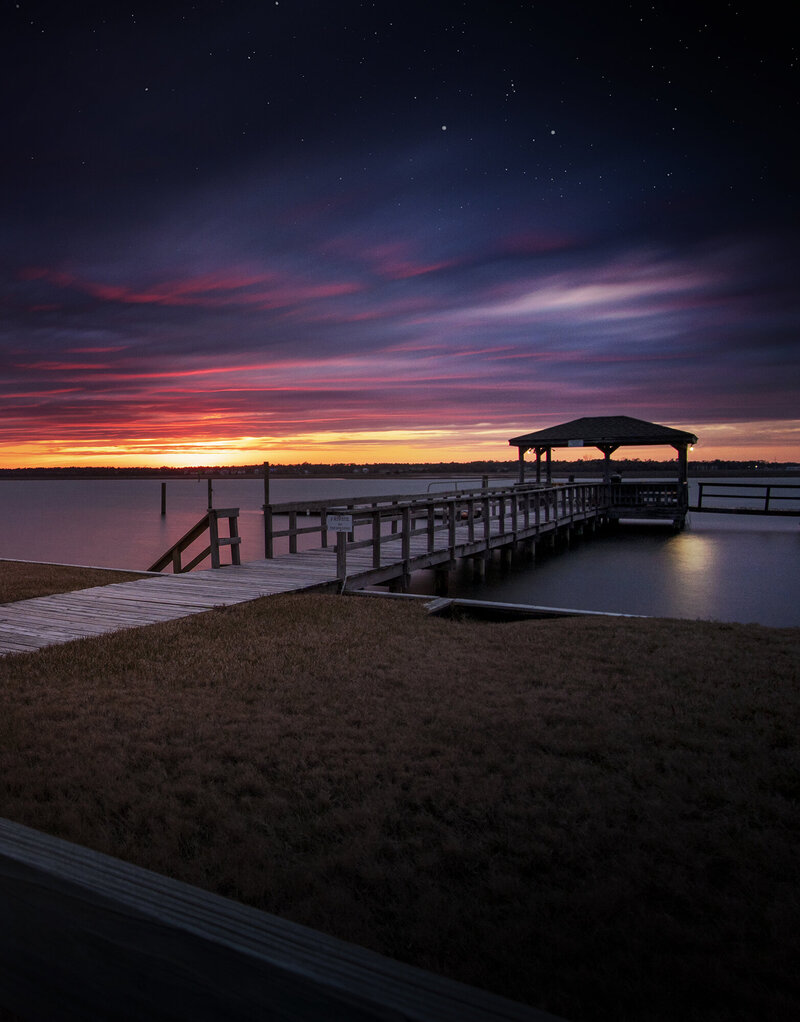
[0,555,339,655]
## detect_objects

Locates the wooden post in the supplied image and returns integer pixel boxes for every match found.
[675,444,689,511]
[228,512,241,567]
[264,505,274,559]
[517,447,525,484]
[427,506,435,553]
[161,482,167,516]
[372,509,381,569]
[448,500,456,556]
[401,506,411,576]
[207,478,213,510]
[209,510,221,568]
[289,511,297,554]
[262,463,272,559]
[336,531,347,582]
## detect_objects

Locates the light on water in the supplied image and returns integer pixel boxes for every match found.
[408,517,799,627]
[0,476,798,627]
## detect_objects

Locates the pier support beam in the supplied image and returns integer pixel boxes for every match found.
[388,573,411,594]
[433,567,450,596]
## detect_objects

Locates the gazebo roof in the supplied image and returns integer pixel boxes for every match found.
[509,415,698,450]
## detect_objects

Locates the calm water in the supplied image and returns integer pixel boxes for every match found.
[0,476,798,627]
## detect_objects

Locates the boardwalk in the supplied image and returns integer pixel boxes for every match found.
[0,481,608,655]
[0,557,331,655]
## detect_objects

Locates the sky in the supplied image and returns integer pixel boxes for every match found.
[2,2,798,467]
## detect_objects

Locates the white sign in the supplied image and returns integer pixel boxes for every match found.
[326,514,353,532]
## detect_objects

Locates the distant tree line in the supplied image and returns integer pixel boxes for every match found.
[0,458,797,479]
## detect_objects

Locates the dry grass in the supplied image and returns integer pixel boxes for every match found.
[0,559,147,603]
[0,586,798,1021]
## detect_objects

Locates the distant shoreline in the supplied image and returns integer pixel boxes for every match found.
[0,466,797,481]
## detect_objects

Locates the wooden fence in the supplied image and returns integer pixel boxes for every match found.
[0,817,560,1021]
[263,482,608,584]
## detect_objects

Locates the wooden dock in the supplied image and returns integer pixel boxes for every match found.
[0,559,332,655]
[0,482,615,656]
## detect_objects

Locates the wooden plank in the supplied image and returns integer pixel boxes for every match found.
[0,817,555,1022]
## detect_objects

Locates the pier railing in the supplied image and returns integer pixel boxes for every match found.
[691,481,800,516]
[611,481,681,508]
[148,508,242,573]
[264,482,608,580]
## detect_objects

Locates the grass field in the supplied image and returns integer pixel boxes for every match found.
[1,562,798,1020]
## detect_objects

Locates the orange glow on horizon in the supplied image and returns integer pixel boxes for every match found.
[0,420,798,470]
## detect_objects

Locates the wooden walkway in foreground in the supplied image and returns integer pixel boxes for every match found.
[0,556,335,656]
[0,482,612,656]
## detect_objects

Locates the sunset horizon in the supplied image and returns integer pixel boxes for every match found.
[0,418,797,473]
[2,6,797,474]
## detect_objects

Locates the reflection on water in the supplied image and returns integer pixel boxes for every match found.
[0,476,798,627]
[409,518,800,627]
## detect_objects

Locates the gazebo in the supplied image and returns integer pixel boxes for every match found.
[509,415,699,523]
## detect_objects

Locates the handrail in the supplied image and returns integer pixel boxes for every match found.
[0,815,559,1021]
[148,508,241,572]
[264,483,609,576]
[692,481,800,516]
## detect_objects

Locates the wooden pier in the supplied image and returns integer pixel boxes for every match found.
[8,464,782,657]
[262,480,611,592]
[0,481,614,656]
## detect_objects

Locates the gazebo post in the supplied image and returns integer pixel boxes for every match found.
[598,444,618,484]
[545,447,552,484]
[535,448,542,484]
[674,443,690,509]
[517,446,526,484]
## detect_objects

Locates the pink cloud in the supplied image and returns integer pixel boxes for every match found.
[18,265,362,311]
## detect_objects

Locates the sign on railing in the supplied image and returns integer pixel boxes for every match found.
[326,513,354,532]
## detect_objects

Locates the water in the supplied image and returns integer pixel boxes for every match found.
[0,476,798,627]
[0,475,461,571]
